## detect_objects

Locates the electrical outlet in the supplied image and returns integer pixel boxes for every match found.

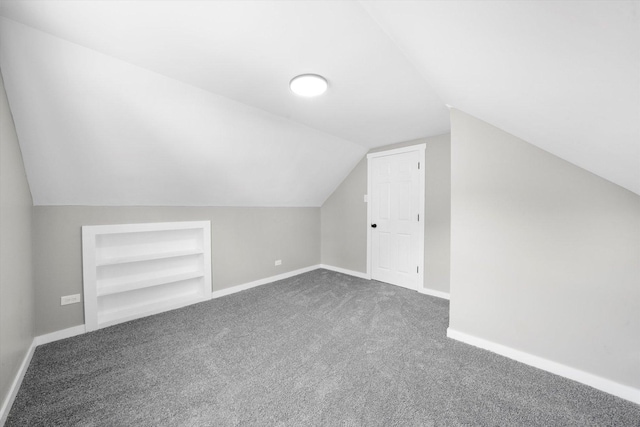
[275,259,282,266]
[364,194,368,202]
[61,294,81,306]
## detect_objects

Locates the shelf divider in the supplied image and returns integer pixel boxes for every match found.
[96,249,203,267]
[97,271,205,296]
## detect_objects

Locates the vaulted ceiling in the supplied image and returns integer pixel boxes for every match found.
[1,1,637,206]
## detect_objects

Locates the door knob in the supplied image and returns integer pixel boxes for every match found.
[371,224,377,228]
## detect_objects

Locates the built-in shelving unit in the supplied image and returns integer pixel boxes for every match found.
[82,221,212,331]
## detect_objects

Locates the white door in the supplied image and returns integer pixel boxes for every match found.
[369,147,424,290]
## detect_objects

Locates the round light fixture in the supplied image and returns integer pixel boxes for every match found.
[289,74,328,97]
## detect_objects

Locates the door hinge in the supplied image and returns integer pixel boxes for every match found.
[417,213,419,221]
[418,162,420,169]
[417,266,419,273]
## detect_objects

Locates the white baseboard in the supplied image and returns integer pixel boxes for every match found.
[418,287,450,300]
[320,266,450,300]
[447,328,640,405]
[30,268,325,349]
[35,325,86,346]
[1,325,88,424]
[319,264,369,280]
[211,265,321,299]
[0,339,36,426]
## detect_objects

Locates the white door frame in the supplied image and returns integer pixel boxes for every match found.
[366,144,426,290]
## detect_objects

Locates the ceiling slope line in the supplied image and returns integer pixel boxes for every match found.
[449,105,640,197]
[0,69,35,204]
[357,1,449,113]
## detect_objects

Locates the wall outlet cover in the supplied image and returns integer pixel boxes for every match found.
[275,260,282,266]
[61,294,81,305]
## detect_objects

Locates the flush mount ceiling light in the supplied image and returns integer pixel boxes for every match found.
[289,74,328,97]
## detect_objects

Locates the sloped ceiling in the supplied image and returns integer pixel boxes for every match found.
[362,1,640,195]
[0,18,367,206]
[0,1,638,206]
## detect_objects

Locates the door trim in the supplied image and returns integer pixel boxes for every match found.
[366,144,426,290]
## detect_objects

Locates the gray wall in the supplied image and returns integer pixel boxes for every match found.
[422,136,451,294]
[33,206,320,335]
[320,158,368,272]
[321,134,451,294]
[449,109,640,389]
[0,72,34,408]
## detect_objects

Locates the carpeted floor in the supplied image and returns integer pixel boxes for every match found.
[6,269,640,426]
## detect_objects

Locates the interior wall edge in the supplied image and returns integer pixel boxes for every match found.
[0,67,36,425]
[210,265,322,299]
[318,264,369,280]
[447,328,640,405]
[0,339,36,426]
[417,287,450,301]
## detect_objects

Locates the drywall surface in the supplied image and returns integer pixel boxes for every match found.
[449,109,640,389]
[423,136,451,294]
[0,72,34,408]
[321,134,451,293]
[320,158,368,272]
[32,206,320,335]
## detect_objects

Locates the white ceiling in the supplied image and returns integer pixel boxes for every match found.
[0,18,365,206]
[0,1,638,206]
[363,1,640,195]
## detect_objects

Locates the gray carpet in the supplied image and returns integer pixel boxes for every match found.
[6,269,640,426]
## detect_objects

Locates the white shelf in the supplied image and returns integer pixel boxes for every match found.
[96,249,203,267]
[82,221,212,331]
[97,271,205,296]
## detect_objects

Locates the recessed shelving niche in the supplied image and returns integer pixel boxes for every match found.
[82,221,212,331]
